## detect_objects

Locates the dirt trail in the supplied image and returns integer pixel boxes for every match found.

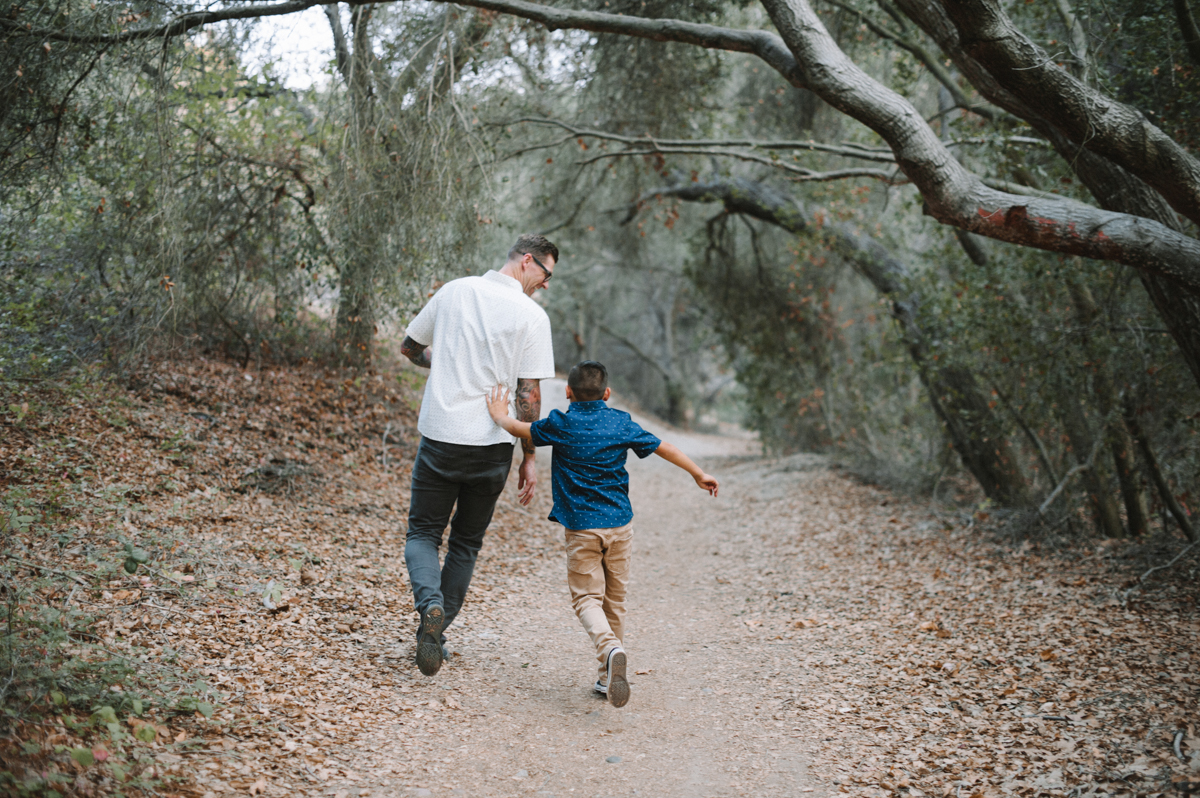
[348,383,829,797]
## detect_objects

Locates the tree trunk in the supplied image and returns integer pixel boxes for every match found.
[1058,399,1125,538]
[1067,280,1149,536]
[326,3,380,367]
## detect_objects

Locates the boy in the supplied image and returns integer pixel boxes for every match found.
[486,361,718,707]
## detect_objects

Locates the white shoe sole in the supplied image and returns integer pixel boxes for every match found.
[607,650,629,708]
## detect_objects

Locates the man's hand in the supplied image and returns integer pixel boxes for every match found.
[517,456,537,506]
[694,473,719,497]
[400,335,431,368]
[486,386,511,424]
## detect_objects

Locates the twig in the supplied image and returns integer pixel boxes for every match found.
[143,601,202,622]
[1135,541,1199,587]
[1175,730,1186,762]
[993,383,1059,485]
[2,554,95,586]
[1038,435,1103,517]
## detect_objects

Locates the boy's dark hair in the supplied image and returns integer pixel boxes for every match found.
[508,233,559,265]
[568,361,608,401]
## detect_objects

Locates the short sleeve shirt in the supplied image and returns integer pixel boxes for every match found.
[406,271,555,446]
[529,400,661,530]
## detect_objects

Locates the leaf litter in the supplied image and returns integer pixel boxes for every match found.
[1,357,1197,798]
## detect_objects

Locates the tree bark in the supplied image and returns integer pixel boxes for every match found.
[938,0,1200,229]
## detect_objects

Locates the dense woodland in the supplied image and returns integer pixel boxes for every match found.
[3,0,1199,540]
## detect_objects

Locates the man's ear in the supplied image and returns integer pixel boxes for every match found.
[565,385,575,401]
[602,387,612,401]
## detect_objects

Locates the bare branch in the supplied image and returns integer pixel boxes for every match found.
[507,117,896,162]
[0,0,331,44]
[576,146,904,184]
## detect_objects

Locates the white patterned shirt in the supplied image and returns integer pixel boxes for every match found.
[405,270,556,446]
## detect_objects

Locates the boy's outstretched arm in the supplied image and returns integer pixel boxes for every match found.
[654,441,719,497]
[486,386,533,440]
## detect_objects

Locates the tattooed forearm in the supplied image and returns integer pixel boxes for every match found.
[515,378,541,456]
[400,335,432,368]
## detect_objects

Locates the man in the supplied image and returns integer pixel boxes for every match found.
[399,233,558,676]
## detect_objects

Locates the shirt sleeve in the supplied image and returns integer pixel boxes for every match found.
[529,413,562,448]
[404,288,442,346]
[627,421,662,459]
[518,310,556,380]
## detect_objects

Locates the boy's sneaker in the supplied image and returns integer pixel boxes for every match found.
[415,605,445,676]
[605,647,629,708]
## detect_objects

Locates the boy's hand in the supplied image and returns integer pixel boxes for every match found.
[695,473,719,497]
[486,385,511,424]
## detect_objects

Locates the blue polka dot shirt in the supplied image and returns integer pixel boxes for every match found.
[529,400,662,530]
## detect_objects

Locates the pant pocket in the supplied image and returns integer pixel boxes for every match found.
[565,532,603,575]
[604,530,634,576]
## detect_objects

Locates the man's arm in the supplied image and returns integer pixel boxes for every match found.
[514,379,541,452]
[400,335,432,368]
[486,386,532,439]
[514,378,541,506]
[654,441,719,497]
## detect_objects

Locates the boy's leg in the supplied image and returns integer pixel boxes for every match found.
[600,523,634,654]
[564,528,620,681]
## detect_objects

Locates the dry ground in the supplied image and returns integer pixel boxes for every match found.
[1,359,1197,798]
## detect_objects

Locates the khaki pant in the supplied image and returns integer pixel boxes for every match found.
[564,522,633,684]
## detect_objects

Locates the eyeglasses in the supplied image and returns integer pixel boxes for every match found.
[527,253,553,283]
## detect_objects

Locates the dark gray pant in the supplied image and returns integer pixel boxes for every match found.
[404,437,513,632]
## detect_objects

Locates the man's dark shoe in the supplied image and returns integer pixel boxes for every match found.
[416,605,445,676]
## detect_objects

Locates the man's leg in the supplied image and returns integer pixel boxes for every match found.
[404,439,461,618]
[564,528,621,683]
[440,443,513,630]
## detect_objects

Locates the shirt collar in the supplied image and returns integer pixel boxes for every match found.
[567,400,608,413]
[483,270,522,291]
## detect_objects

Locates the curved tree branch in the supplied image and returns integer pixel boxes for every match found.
[753,0,1200,291]
[941,0,1200,228]
[507,117,897,162]
[891,0,1200,385]
[823,0,1001,120]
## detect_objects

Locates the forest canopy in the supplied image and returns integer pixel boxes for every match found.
[2,0,1198,538]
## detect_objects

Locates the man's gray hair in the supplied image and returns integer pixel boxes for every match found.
[509,233,559,265]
